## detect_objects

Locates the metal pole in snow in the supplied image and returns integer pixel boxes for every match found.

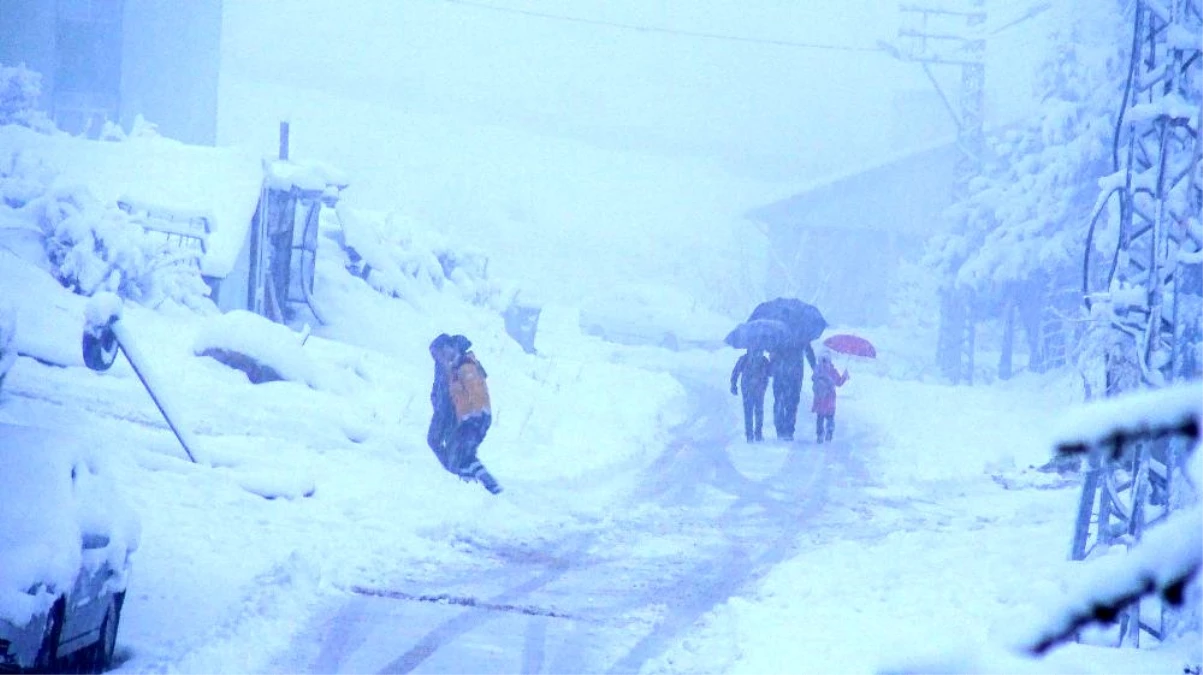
[110,320,200,464]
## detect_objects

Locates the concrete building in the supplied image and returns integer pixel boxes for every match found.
[0,0,222,144]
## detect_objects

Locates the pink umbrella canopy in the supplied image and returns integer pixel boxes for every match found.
[823,333,877,359]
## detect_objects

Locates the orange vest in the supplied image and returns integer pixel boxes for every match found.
[449,353,491,419]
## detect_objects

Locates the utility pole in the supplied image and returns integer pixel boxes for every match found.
[1092,0,1203,393]
[1071,0,1202,649]
[893,0,987,384]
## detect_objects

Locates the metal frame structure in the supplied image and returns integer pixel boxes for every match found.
[248,181,338,326]
[1075,0,1202,648]
[894,1,987,385]
[248,124,347,326]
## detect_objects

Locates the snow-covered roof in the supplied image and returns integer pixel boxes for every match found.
[0,125,262,279]
[265,158,348,194]
[744,137,961,236]
[746,119,1029,236]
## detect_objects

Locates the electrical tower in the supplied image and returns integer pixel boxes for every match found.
[1073,0,1203,648]
[894,0,987,384]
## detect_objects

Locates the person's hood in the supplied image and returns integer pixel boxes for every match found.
[429,333,453,355]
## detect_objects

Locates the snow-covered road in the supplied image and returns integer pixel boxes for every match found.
[12,302,1181,675]
[267,373,889,674]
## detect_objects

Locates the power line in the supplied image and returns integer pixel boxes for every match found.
[438,0,886,53]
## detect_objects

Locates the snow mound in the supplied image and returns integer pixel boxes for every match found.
[226,465,317,500]
[0,248,87,367]
[0,296,15,386]
[192,310,314,386]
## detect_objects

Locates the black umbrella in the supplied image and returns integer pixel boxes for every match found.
[748,298,827,347]
[724,319,790,350]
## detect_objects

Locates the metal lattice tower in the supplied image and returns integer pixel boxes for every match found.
[1073,0,1203,648]
[895,0,987,384]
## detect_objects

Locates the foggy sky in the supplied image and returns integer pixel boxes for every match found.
[219,0,1056,180]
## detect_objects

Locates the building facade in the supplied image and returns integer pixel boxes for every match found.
[746,141,959,327]
[0,0,222,145]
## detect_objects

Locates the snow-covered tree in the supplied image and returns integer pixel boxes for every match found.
[918,3,1130,378]
[0,64,54,134]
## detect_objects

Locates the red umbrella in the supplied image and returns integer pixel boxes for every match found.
[823,334,877,358]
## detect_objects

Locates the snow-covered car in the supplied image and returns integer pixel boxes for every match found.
[578,284,735,351]
[0,423,140,673]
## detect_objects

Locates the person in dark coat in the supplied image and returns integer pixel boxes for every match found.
[811,349,849,443]
[730,348,770,442]
[769,343,816,441]
[427,333,458,466]
[428,334,502,494]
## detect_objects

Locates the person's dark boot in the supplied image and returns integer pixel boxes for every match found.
[476,468,503,494]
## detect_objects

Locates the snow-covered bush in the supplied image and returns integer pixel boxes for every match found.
[98,114,162,143]
[0,64,54,134]
[0,148,54,208]
[337,204,501,308]
[23,183,214,311]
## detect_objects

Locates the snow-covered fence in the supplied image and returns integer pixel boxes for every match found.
[117,196,212,261]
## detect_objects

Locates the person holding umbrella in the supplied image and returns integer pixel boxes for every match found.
[730,347,770,442]
[811,332,875,443]
[770,343,816,441]
[744,298,825,442]
[812,347,850,443]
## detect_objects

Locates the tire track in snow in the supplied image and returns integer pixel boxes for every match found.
[273,369,875,674]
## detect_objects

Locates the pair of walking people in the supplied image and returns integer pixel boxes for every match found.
[427,333,502,494]
[730,344,848,444]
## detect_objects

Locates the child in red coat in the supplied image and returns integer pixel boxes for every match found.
[811,349,849,443]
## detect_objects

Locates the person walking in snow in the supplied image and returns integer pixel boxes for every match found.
[769,343,815,441]
[811,349,849,444]
[432,334,502,494]
[730,348,770,442]
[428,333,459,464]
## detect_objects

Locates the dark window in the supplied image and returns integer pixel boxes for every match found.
[54,0,123,134]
